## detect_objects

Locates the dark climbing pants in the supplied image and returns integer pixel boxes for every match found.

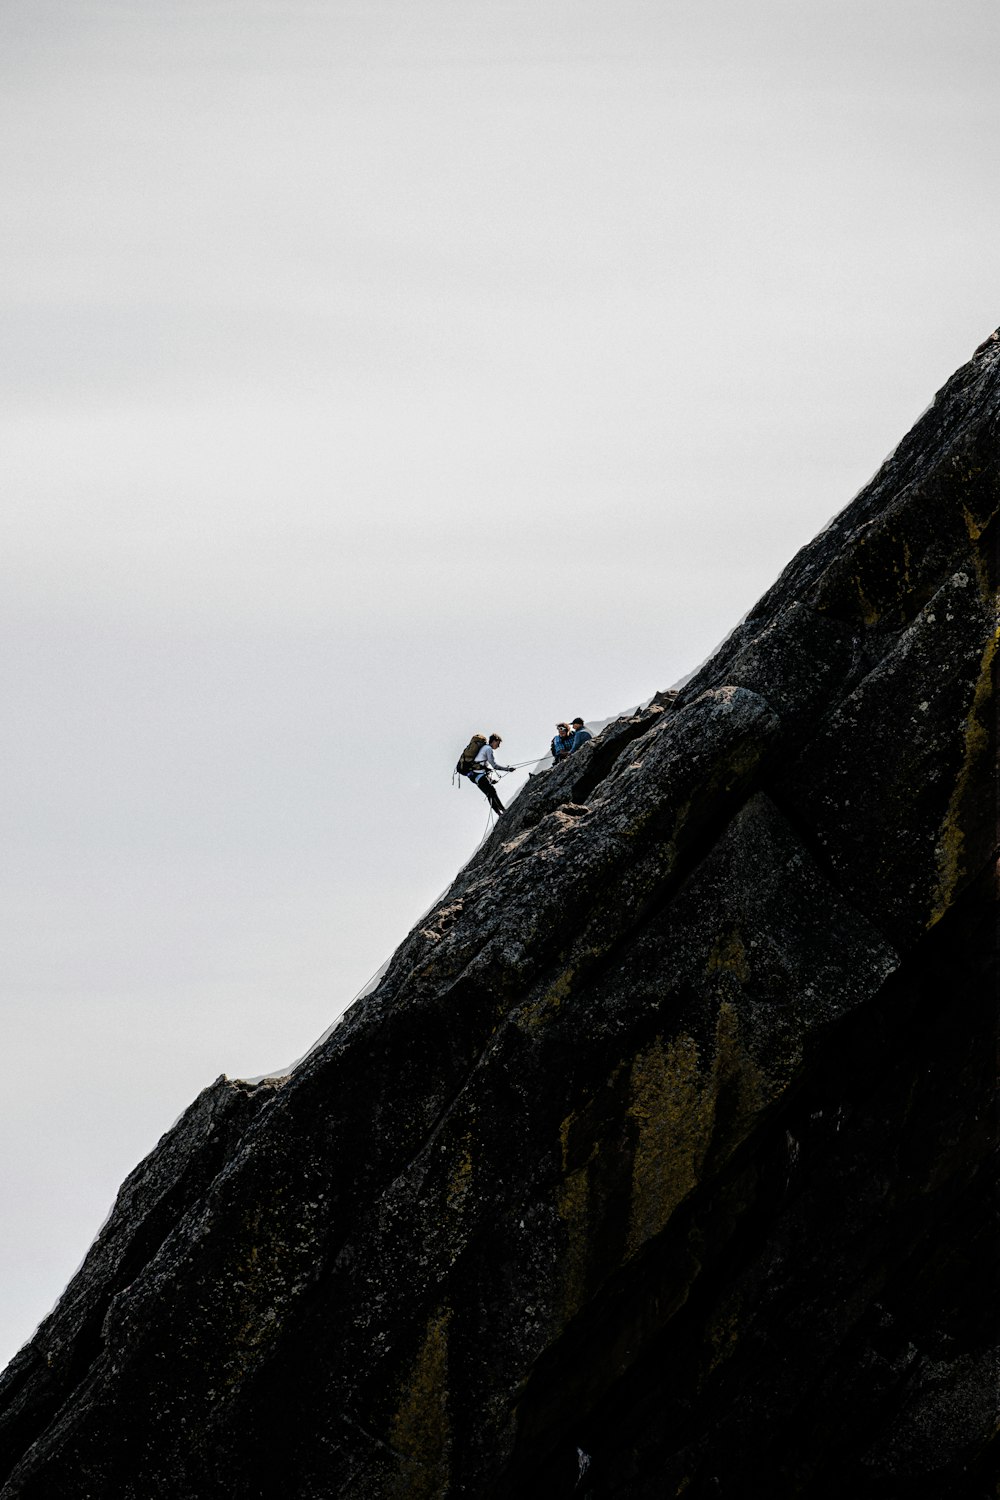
[471,773,505,815]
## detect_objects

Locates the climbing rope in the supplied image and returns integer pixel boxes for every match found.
[455,755,542,790]
[494,755,546,775]
[471,804,496,852]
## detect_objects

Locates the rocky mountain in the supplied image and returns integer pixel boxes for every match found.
[0,336,996,1498]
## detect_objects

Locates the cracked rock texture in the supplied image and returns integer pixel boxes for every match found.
[0,336,997,1498]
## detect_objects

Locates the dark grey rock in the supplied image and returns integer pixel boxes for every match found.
[1,333,996,1499]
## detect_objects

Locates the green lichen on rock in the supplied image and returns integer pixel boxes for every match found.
[929,618,998,926]
[388,1307,452,1500]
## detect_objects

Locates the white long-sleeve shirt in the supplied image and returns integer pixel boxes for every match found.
[473,744,501,780]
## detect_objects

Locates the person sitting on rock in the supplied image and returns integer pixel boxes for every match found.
[470,734,513,816]
[551,723,574,763]
[569,717,593,752]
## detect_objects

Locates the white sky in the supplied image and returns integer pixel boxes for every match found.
[1,0,996,1367]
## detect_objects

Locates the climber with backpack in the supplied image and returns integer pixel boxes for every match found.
[456,733,513,817]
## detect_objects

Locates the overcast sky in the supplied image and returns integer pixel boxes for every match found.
[1,0,996,1368]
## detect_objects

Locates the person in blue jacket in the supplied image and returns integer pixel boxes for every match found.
[551,723,574,763]
[569,717,593,752]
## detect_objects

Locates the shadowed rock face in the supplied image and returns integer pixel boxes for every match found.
[0,337,996,1499]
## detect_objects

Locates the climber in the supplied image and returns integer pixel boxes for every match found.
[468,734,513,816]
[551,723,574,762]
[569,718,593,752]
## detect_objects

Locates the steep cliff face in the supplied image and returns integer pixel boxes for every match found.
[0,338,996,1499]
